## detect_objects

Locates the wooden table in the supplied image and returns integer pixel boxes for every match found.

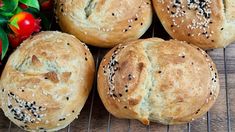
[0,14,234,132]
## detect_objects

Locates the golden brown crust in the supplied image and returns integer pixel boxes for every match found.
[0,31,95,131]
[97,38,220,125]
[152,0,235,49]
[55,0,152,48]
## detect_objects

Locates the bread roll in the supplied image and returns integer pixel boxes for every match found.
[152,0,235,49]
[98,38,220,125]
[0,31,95,131]
[55,0,152,47]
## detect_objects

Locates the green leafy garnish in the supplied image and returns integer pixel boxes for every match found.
[0,26,9,60]
[0,0,19,13]
[19,0,40,10]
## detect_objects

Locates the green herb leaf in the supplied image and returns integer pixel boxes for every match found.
[0,11,14,18]
[0,0,19,12]
[0,26,9,60]
[10,17,19,29]
[19,0,39,10]
[14,6,23,14]
[0,15,7,25]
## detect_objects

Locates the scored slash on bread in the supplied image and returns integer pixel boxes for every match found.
[98,38,220,125]
[54,0,153,47]
[0,31,95,131]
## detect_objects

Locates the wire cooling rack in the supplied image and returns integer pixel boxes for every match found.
[0,12,234,132]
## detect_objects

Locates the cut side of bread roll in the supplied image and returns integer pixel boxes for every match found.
[98,38,220,125]
[153,0,235,49]
[0,31,95,131]
[55,0,152,47]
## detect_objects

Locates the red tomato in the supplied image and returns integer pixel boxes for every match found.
[41,0,53,10]
[0,1,3,7]
[9,12,41,38]
[8,34,23,48]
[19,3,28,9]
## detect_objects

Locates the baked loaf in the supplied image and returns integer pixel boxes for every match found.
[152,0,235,49]
[98,38,220,125]
[55,0,152,47]
[0,31,95,131]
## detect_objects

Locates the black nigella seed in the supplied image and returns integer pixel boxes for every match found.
[67,43,70,45]
[112,13,115,16]
[66,97,69,100]
[8,105,12,109]
[135,18,138,21]
[72,110,75,113]
[124,106,127,109]
[125,89,128,92]
[171,25,174,27]
[221,28,224,30]
[141,23,143,25]
[158,71,162,74]
[210,92,212,95]
[128,75,132,80]
[59,118,65,121]
[85,57,88,61]
[195,109,200,114]
[119,94,122,97]
[182,56,185,58]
